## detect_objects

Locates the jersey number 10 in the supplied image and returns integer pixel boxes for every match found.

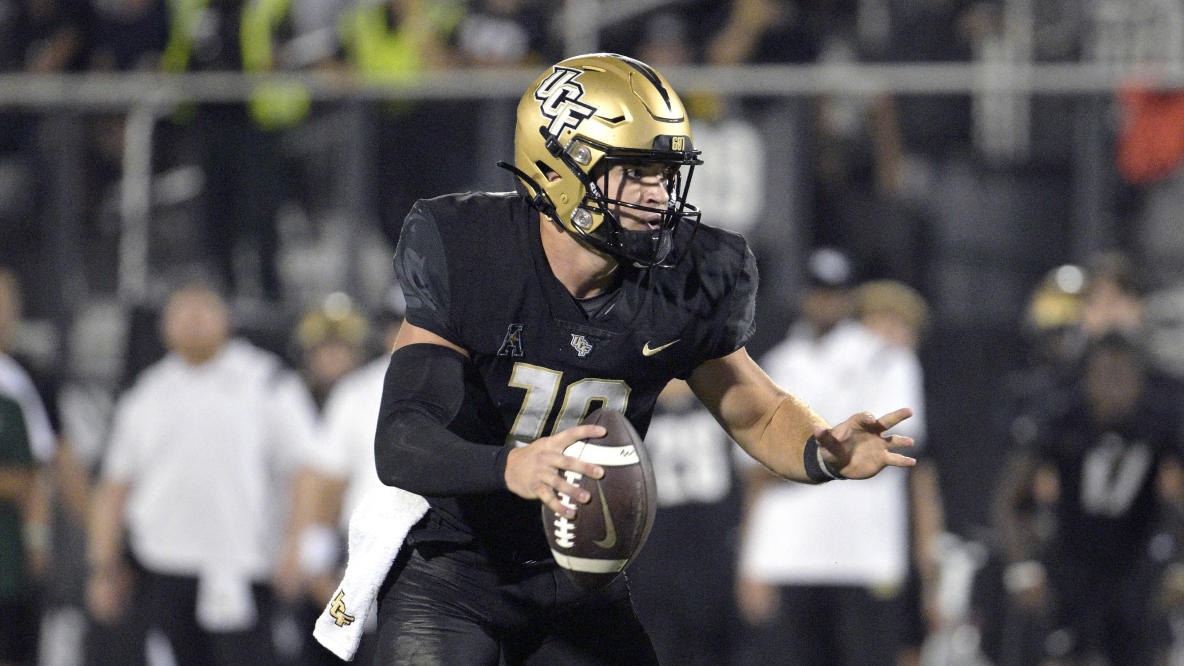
[505,363,631,447]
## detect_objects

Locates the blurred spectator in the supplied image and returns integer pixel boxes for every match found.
[855,279,957,665]
[254,293,371,664]
[77,0,169,295]
[282,304,404,664]
[627,379,745,666]
[0,270,55,463]
[707,0,825,66]
[1079,250,1146,342]
[1144,284,1184,381]
[810,29,926,286]
[452,0,553,67]
[990,332,1184,665]
[0,395,37,666]
[1014,263,1089,388]
[0,0,88,310]
[1107,0,1184,291]
[0,269,57,585]
[85,283,320,664]
[855,279,930,351]
[0,0,87,120]
[336,0,473,245]
[735,248,926,665]
[86,0,167,71]
[160,0,313,302]
[974,263,1087,660]
[0,267,93,666]
[884,0,984,164]
[0,268,73,666]
[293,292,371,410]
[303,305,402,545]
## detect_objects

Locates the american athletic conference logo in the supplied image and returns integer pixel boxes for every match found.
[535,66,597,137]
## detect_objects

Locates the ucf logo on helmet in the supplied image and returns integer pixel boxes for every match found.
[535,66,597,137]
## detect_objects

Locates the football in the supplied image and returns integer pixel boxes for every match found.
[541,407,658,590]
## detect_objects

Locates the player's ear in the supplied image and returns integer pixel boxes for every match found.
[545,169,561,182]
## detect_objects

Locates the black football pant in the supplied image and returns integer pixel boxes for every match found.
[373,544,658,665]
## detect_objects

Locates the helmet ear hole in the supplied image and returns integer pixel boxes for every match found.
[535,161,561,182]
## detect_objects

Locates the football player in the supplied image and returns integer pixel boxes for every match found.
[370,53,916,664]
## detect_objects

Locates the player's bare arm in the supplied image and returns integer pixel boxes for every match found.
[688,347,915,482]
[388,321,605,516]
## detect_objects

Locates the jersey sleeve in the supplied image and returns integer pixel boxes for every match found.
[703,242,758,360]
[393,203,463,345]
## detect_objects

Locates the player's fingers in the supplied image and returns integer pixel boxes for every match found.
[537,484,577,519]
[557,453,604,480]
[826,412,875,442]
[553,475,592,505]
[551,424,607,449]
[883,451,917,468]
[876,407,914,432]
[886,434,915,450]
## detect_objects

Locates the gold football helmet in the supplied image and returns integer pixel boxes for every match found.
[504,53,702,266]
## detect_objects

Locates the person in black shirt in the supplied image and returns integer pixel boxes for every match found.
[993,331,1184,665]
[367,52,917,665]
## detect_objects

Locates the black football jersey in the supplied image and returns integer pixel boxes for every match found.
[392,191,757,560]
[1030,380,1182,566]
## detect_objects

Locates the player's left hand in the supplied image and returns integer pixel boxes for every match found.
[816,407,915,480]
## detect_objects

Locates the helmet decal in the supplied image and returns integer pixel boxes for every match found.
[534,66,597,138]
[611,54,672,110]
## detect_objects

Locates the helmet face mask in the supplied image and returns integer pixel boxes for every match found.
[511,53,703,267]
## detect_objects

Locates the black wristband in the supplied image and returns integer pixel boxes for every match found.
[803,436,845,483]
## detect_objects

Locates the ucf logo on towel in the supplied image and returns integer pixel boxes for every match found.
[330,591,355,627]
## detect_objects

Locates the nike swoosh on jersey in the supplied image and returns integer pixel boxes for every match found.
[592,480,618,549]
[641,339,680,356]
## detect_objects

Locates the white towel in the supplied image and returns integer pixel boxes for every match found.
[313,486,429,661]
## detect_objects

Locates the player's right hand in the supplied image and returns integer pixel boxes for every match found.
[505,424,606,518]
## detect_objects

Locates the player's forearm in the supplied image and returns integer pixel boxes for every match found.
[742,394,830,483]
[689,351,829,483]
[374,342,509,496]
[87,481,130,569]
[375,405,509,495]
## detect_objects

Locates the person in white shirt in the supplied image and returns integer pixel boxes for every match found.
[736,248,927,666]
[85,283,320,664]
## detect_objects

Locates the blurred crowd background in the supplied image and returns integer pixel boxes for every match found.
[5,0,1184,664]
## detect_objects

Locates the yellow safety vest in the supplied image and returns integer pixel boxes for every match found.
[161,0,310,129]
[338,0,463,85]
